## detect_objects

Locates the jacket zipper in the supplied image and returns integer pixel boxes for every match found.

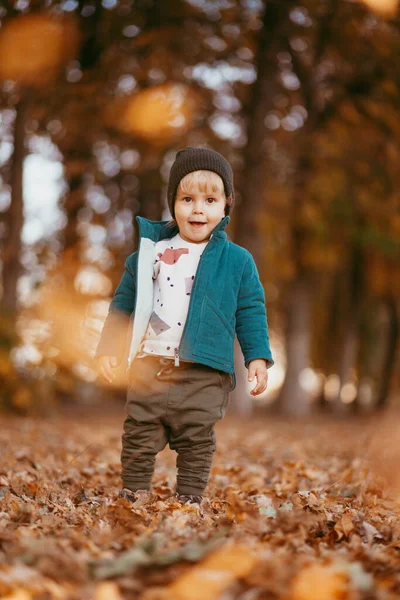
[175,232,215,366]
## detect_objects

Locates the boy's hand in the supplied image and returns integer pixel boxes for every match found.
[96,356,119,384]
[248,359,268,396]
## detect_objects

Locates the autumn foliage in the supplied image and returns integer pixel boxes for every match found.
[1,410,400,599]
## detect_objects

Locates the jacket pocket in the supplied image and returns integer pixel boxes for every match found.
[193,297,234,365]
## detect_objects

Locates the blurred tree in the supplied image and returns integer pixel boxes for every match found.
[230,0,295,414]
[258,0,400,414]
[0,0,399,415]
[0,9,80,409]
[0,12,79,315]
[0,0,263,408]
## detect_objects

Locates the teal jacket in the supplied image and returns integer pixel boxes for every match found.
[95,215,274,386]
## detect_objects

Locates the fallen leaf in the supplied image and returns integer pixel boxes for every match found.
[0,590,32,600]
[93,582,123,600]
[290,564,348,600]
[156,543,258,600]
[334,514,354,541]
[259,505,277,518]
[361,520,383,545]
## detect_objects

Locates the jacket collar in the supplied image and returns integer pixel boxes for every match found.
[136,215,230,243]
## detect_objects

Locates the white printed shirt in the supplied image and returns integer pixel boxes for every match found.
[138,233,208,358]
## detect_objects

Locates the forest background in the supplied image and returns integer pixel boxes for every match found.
[0,0,399,417]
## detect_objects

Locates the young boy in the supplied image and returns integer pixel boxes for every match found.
[95,147,274,506]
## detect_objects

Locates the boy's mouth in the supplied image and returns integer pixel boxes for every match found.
[189,221,206,228]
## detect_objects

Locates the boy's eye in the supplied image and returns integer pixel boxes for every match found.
[180,196,217,203]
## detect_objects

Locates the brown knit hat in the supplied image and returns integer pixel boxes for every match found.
[167,146,235,218]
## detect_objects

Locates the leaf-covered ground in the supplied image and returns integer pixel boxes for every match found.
[1,405,400,600]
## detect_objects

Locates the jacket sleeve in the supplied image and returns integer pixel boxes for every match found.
[235,252,274,369]
[94,252,137,363]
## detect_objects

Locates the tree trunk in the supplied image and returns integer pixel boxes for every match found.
[139,168,163,221]
[332,246,363,413]
[0,98,27,408]
[277,275,313,416]
[1,98,27,315]
[234,0,294,265]
[230,2,293,414]
[334,318,359,413]
[314,271,342,409]
[376,296,399,408]
[62,170,86,250]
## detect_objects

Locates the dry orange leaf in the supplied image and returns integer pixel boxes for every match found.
[334,514,355,541]
[93,582,123,600]
[290,564,348,600]
[0,590,32,600]
[0,13,80,86]
[115,84,200,141]
[159,544,257,600]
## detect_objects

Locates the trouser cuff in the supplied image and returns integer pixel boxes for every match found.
[122,480,151,492]
[176,485,205,496]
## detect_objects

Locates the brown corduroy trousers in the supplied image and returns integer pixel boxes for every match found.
[121,355,233,496]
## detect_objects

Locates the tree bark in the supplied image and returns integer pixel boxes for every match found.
[139,168,163,221]
[234,0,294,265]
[1,98,27,316]
[62,170,86,250]
[332,245,363,413]
[276,0,344,415]
[277,275,313,416]
[230,1,294,414]
[376,296,399,408]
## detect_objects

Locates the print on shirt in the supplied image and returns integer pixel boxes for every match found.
[157,247,189,265]
[149,312,171,336]
[141,233,208,358]
[185,276,195,295]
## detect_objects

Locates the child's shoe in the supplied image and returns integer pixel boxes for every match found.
[176,493,203,506]
[118,488,150,504]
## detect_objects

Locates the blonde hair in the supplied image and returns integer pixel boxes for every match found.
[178,170,225,196]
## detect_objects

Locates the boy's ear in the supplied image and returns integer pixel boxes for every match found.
[225,193,233,215]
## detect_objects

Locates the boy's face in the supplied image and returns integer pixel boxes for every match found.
[174,181,226,244]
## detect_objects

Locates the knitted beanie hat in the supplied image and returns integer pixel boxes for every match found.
[167,146,235,218]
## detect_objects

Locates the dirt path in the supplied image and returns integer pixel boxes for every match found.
[0,407,399,599]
